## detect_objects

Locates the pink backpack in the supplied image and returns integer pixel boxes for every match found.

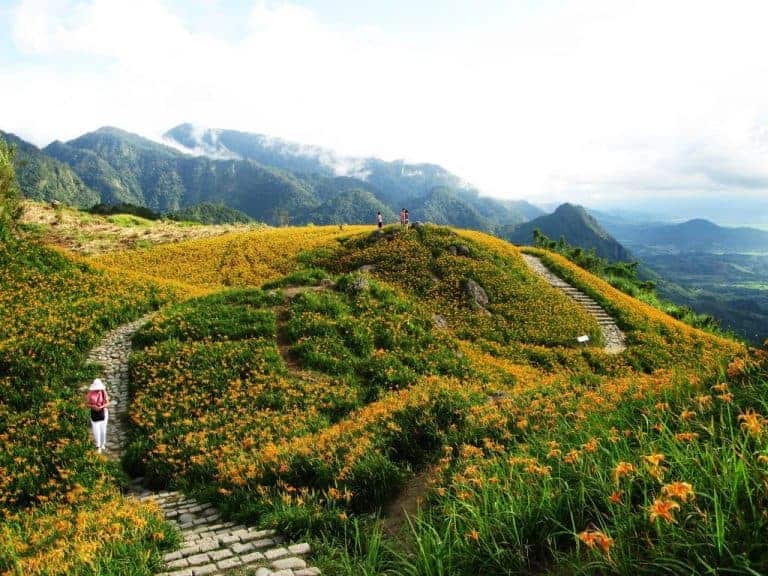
[86,389,106,409]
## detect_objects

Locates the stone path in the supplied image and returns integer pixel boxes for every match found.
[522,254,627,354]
[86,315,320,576]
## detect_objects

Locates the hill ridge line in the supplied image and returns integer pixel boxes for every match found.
[521,254,627,354]
[86,316,320,576]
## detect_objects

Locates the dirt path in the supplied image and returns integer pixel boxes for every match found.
[86,316,319,576]
[275,284,334,371]
[380,468,437,544]
[521,254,627,354]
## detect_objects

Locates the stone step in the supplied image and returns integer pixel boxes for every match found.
[160,541,313,575]
[522,254,627,355]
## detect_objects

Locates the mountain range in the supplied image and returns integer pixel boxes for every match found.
[596,216,768,255]
[2,124,543,229]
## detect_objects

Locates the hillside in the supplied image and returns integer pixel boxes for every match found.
[166,202,254,225]
[19,199,266,255]
[0,130,99,207]
[88,223,763,576]
[504,203,633,261]
[297,188,397,225]
[408,187,491,231]
[6,205,768,574]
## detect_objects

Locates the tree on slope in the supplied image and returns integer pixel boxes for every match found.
[0,137,21,238]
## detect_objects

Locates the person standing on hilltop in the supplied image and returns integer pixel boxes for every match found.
[404,209,410,229]
[377,210,383,229]
[400,208,406,229]
[86,378,109,453]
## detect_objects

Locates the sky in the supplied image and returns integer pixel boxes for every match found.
[1,0,768,216]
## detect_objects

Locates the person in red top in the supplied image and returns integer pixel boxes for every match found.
[400,208,406,229]
[86,378,110,453]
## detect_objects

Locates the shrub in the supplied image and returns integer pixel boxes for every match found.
[0,137,21,239]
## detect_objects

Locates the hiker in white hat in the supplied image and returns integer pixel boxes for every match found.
[85,378,110,453]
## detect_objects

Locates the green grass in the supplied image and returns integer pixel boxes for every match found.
[285,275,470,399]
[132,288,281,348]
[310,353,768,576]
[107,214,154,227]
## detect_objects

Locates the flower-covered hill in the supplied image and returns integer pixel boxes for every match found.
[90,224,369,291]
[114,223,765,575]
[0,238,181,574]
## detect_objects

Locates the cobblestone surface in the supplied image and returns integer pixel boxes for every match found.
[522,254,627,354]
[87,316,320,576]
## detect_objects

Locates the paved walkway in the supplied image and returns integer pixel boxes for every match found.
[87,316,320,576]
[522,254,627,354]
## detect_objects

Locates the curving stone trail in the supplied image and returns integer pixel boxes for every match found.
[522,254,627,354]
[86,316,320,576]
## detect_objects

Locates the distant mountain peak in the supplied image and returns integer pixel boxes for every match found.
[90,126,142,138]
[680,218,719,230]
[504,203,632,261]
[553,202,588,217]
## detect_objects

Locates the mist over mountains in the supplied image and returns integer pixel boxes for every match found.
[3,123,542,230]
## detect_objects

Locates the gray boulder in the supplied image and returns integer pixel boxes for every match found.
[462,278,489,308]
[449,244,471,257]
[350,276,370,292]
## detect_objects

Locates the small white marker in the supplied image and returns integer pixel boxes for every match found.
[576,335,590,344]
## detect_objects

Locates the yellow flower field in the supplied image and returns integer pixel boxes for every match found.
[0,238,179,574]
[5,221,764,575]
[91,225,368,291]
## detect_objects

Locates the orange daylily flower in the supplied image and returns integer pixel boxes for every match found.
[612,461,636,483]
[661,481,695,502]
[739,410,766,438]
[608,491,623,504]
[648,498,680,523]
[578,529,614,555]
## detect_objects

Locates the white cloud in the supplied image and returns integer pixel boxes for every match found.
[2,0,768,209]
